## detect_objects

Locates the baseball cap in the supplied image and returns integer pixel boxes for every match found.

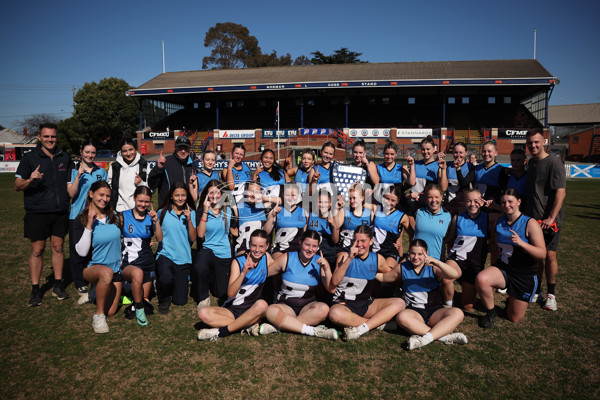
[175,136,191,147]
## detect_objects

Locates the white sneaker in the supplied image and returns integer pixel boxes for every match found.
[532,293,545,304]
[196,297,211,311]
[241,323,260,336]
[197,328,219,341]
[313,326,339,340]
[77,293,90,305]
[92,314,109,334]
[544,294,557,311]
[342,327,361,341]
[258,323,278,336]
[497,288,507,294]
[438,332,468,345]
[407,335,428,350]
[376,320,398,332]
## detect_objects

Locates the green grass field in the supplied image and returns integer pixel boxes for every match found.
[1,174,599,399]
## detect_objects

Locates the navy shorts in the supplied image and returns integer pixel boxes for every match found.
[542,226,561,252]
[121,263,155,284]
[407,304,444,325]
[334,298,374,318]
[499,268,538,303]
[223,303,251,319]
[24,210,68,241]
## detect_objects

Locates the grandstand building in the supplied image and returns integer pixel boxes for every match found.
[127,59,557,161]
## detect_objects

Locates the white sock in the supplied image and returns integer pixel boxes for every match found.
[301,324,315,336]
[444,300,453,307]
[357,323,370,335]
[421,332,434,345]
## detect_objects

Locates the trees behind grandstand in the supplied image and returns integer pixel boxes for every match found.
[202,22,365,69]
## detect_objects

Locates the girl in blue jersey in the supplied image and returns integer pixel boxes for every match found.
[445,142,473,214]
[285,149,315,193]
[307,191,340,269]
[472,141,504,204]
[73,181,123,334]
[194,180,238,308]
[67,141,107,295]
[335,183,376,254]
[370,141,415,203]
[412,184,452,261]
[378,239,467,350]
[308,141,336,195]
[328,225,406,341]
[476,189,546,328]
[233,180,268,256]
[196,230,275,341]
[443,189,491,310]
[373,184,411,268]
[155,182,197,314]
[408,136,448,214]
[189,150,220,203]
[120,186,162,326]
[500,148,528,197]
[222,144,252,204]
[253,149,289,207]
[250,230,338,339]
[265,183,308,259]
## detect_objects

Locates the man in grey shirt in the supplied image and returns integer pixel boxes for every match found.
[525,130,566,311]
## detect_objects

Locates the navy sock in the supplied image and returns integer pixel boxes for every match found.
[547,284,555,295]
[218,326,231,338]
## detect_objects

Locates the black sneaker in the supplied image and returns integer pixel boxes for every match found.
[143,299,154,315]
[28,291,42,307]
[52,285,70,300]
[158,300,171,314]
[76,286,89,294]
[479,308,498,329]
[123,304,136,320]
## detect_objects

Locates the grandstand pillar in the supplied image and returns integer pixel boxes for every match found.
[440,127,448,152]
[216,98,220,130]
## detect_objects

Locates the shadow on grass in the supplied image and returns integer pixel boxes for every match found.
[572,213,600,220]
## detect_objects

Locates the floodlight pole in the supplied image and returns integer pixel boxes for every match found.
[533,30,537,59]
[162,40,166,73]
[277,101,280,161]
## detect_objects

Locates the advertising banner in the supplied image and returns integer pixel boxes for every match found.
[497,129,529,140]
[261,129,297,139]
[396,128,432,138]
[300,128,333,136]
[348,128,391,138]
[143,131,175,140]
[217,130,255,139]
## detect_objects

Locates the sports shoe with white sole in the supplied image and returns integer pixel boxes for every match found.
[241,323,260,336]
[197,328,219,341]
[532,293,545,304]
[196,297,211,311]
[407,335,429,350]
[258,323,279,335]
[438,332,468,345]
[28,291,42,307]
[77,293,90,305]
[313,326,338,340]
[376,320,398,332]
[92,314,109,334]
[136,308,148,326]
[497,288,507,294]
[52,285,70,300]
[342,327,361,341]
[544,294,557,311]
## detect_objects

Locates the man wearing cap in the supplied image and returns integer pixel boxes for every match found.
[148,135,197,205]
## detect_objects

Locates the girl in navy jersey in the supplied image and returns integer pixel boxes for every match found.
[73,181,123,333]
[155,182,197,314]
[222,144,252,204]
[307,191,340,269]
[265,183,308,259]
[476,189,546,329]
[248,230,338,339]
[370,141,415,203]
[445,142,473,214]
[308,141,336,195]
[443,189,491,310]
[378,239,467,350]
[408,136,448,214]
[190,150,220,203]
[253,149,289,207]
[120,186,162,326]
[196,230,274,341]
[233,181,267,256]
[373,184,411,268]
[67,141,107,295]
[472,141,504,204]
[412,184,452,262]
[500,148,528,197]
[285,149,315,193]
[328,225,406,341]
[336,183,376,254]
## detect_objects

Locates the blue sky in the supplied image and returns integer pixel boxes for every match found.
[1,0,598,130]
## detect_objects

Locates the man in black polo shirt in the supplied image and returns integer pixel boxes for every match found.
[15,123,74,306]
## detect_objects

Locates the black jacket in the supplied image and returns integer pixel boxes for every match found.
[148,153,196,206]
[16,143,73,213]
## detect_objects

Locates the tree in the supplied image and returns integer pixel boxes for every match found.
[73,77,138,149]
[57,116,88,155]
[18,113,62,136]
[0,124,5,131]
[293,55,312,66]
[247,50,293,68]
[310,47,366,64]
[202,22,261,69]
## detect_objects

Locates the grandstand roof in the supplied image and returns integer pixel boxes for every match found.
[548,103,600,125]
[129,59,556,97]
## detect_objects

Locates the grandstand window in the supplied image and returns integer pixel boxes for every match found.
[382,97,390,105]
[260,100,267,107]
[572,136,579,144]
[237,101,244,108]
[155,143,164,151]
[368,98,376,105]
[448,97,456,104]
[307,99,315,106]
[504,97,511,104]
[408,97,416,104]
[488,97,496,104]
[330,99,338,105]
[462,97,469,104]
[226,101,233,108]
[204,102,210,109]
